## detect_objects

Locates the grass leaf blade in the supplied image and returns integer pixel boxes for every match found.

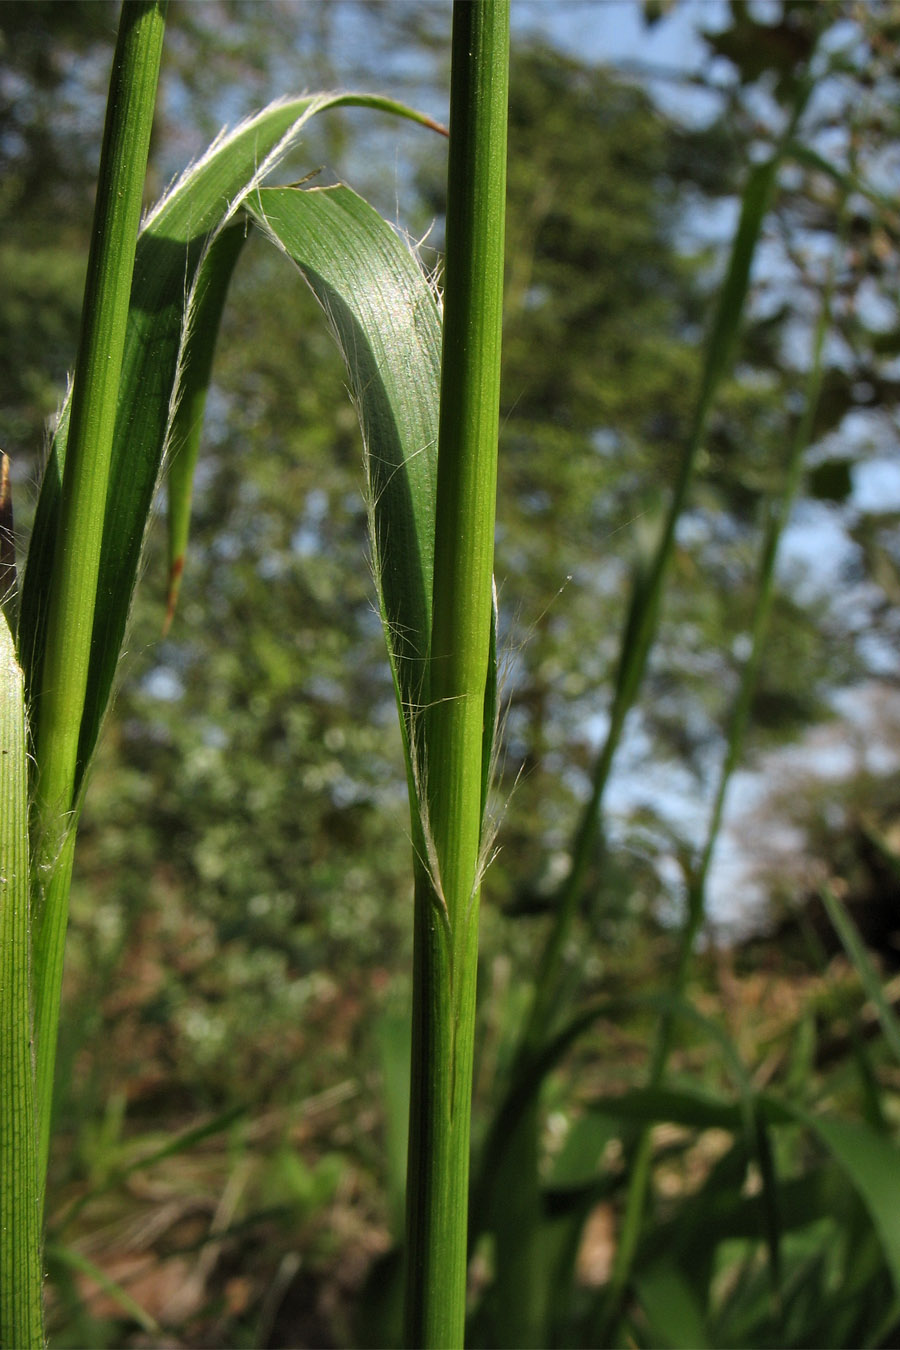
[785,1108,900,1298]
[164,223,247,633]
[245,182,442,770]
[820,882,900,1066]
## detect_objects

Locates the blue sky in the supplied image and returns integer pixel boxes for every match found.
[514,0,728,124]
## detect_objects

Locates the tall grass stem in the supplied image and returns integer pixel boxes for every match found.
[404,2,508,1344]
[30,0,166,1186]
[1,613,44,1347]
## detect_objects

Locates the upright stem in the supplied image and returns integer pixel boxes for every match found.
[1,614,44,1348]
[404,3,508,1345]
[31,0,166,1187]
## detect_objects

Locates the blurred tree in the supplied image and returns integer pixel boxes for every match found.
[0,2,113,449]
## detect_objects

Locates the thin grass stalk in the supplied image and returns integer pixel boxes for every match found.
[164,225,247,633]
[595,199,840,1348]
[820,883,900,1067]
[403,2,508,1345]
[517,67,829,1073]
[519,142,798,1060]
[30,0,166,1185]
[689,253,836,930]
[1,612,44,1348]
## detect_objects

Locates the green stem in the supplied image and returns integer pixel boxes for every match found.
[1,614,44,1348]
[404,3,508,1345]
[31,0,166,1189]
[520,152,784,1059]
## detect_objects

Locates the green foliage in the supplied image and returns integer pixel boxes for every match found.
[4,3,900,1348]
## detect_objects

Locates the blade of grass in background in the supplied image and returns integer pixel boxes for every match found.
[28,0,167,1192]
[164,223,248,633]
[403,2,508,1342]
[0,608,43,1347]
[820,883,900,1067]
[779,1106,900,1300]
[522,80,814,1057]
[51,1103,247,1236]
[44,1244,161,1337]
[474,71,817,1344]
[599,149,839,1338]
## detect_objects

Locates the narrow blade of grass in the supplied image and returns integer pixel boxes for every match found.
[52,1103,247,1235]
[523,88,814,1052]
[503,68,820,1349]
[45,1243,161,1336]
[164,224,247,633]
[0,608,43,1347]
[687,194,840,942]
[786,1109,900,1299]
[820,882,900,1067]
[585,1085,745,1133]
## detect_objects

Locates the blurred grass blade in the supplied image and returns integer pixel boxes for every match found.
[0,608,43,1348]
[820,883,900,1066]
[165,224,247,633]
[793,1111,900,1298]
[245,182,442,778]
[686,197,839,946]
[752,1105,784,1327]
[540,75,820,1348]
[53,1103,247,1235]
[586,1085,744,1132]
[787,140,897,215]
[522,75,815,1056]
[45,1243,161,1336]
[476,989,755,1220]
[634,1260,711,1349]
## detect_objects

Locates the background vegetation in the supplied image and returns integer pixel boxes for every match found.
[4,2,900,1345]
